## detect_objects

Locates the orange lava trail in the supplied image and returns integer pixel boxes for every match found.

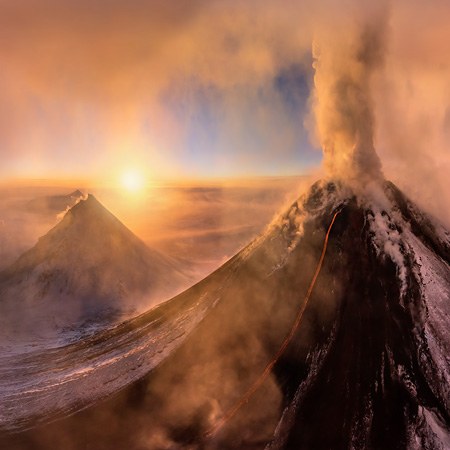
[204,209,341,439]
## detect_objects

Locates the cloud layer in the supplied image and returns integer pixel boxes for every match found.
[1,0,450,222]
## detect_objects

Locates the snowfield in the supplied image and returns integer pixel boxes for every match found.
[0,292,216,431]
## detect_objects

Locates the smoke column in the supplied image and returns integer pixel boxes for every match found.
[311,7,387,185]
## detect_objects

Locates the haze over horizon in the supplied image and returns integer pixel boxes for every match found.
[0,1,448,194]
[1,2,450,449]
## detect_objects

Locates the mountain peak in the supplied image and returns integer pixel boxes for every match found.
[3,194,141,277]
[0,191,190,321]
[69,193,101,213]
[69,189,84,198]
[64,194,119,228]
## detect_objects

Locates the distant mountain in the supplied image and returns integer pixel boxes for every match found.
[0,194,191,343]
[1,180,449,449]
[0,190,85,271]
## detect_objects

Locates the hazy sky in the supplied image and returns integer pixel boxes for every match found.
[0,0,321,181]
[1,0,450,228]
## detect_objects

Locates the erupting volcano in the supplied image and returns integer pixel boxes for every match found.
[1,177,449,449]
[1,2,449,449]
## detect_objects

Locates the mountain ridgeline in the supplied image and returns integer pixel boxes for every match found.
[0,194,191,343]
[0,180,449,449]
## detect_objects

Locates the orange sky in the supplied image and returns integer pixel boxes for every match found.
[1,0,450,225]
[0,0,320,180]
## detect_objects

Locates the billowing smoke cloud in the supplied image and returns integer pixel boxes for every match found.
[2,0,450,228]
[1,0,450,233]
[374,0,450,227]
[2,2,450,448]
[311,4,387,185]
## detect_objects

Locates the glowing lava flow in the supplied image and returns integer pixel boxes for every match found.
[204,208,342,439]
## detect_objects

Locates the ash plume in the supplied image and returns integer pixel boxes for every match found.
[311,6,387,186]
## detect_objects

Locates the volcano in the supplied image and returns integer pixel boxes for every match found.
[0,194,191,345]
[0,180,449,449]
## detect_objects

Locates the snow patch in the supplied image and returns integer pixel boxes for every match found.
[407,230,450,413]
[412,406,450,450]
[367,205,408,299]
[0,293,216,431]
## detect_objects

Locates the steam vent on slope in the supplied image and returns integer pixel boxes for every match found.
[1,176,449,450]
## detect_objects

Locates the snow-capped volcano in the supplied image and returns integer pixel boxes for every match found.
[0,194,191,344]
[1,180,449,450]
[265,180,450,449]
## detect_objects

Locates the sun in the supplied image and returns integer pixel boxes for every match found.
[120,169,146,193]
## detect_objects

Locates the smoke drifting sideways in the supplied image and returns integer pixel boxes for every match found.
[311,5,387,187]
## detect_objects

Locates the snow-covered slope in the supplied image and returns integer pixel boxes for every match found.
[268,180,450,450]
[1,181,449,450]
[0,288,216,431]
[0,194,192,346]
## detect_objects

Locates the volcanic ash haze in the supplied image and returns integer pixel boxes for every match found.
[2,16,450,441]
[3,179,450,449]
[1,3,450,450]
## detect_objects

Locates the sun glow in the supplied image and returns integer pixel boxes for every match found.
[120,169,146,193]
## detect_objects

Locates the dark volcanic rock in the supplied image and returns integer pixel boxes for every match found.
[1,180,449,450]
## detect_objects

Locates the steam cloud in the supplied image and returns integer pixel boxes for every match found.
[2,0,450,227]
[311,5,387,185]
[2,2,450,448]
